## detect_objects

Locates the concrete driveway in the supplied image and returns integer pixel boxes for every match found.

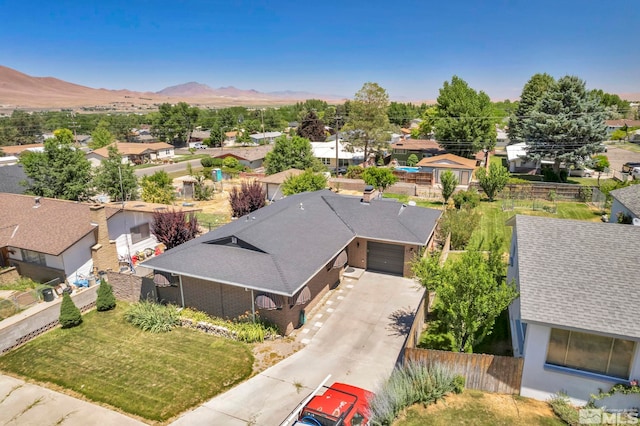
[170,271,425,426]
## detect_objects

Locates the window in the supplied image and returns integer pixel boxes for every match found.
[165,149,171,155]
[546,328,635,379]
[394,149,407,154]
[320,158,331,165]
[20,249,46,265]
[130,223,150,244]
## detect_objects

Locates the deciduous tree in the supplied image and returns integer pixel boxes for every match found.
[151,209,200,250]
[282,170,328,195]
[440,170,458,204]
[475,162,510,201]
[591,154,610,186]
[343,82,391,161]
[361,167,398,194]
[406,154,419,167]
[140,170,175,204]
[229,180,266,217]
[90,122,115,149]
[264,135,324,175]
[434,76,496,158]
[93,145,138,201]
[20,128,93,200]
[297,110,326,141]
[152,102,199,145]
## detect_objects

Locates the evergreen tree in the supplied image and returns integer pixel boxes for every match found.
[93,145,138,201]
[59,292,82,328]
[508,73,555,142]
[434,76,496,158]
[521,76,607,176]
[96,279,116,311]
[440,170,458,204]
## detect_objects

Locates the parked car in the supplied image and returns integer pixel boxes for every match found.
[623,162,640,174]
[631,167,640,180]
[569,167,594,177]
[285,378,374,426]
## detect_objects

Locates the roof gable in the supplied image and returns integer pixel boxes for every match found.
[416,153,477,169]
[610,185,640,217]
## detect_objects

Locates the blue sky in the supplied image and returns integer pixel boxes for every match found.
[1,0,638,101]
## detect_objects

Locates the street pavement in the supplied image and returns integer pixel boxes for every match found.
[170,271,424,426]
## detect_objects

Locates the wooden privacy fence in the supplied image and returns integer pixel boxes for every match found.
[404,347,524,394]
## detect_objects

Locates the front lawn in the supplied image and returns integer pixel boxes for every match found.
[395,390,563,426]
[0,304,254,422]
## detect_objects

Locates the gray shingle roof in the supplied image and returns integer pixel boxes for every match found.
[610,185,640,217]
[514,215,640,339]
[0,165,30,194]
[143,190,441,296]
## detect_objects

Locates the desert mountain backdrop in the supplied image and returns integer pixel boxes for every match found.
[0,65,346,111]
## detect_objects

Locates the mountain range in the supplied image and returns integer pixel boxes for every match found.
[0,65,347,110]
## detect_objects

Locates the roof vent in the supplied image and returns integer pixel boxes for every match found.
[299,203,304,210]
[633,218,640,226]
[33,197,41,208]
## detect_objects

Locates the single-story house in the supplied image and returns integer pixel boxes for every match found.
[506,143,539,173]
[259,169,305,201]
[416,153,477,185]
[189,130,211,142]
[0,144,45,157]
[311,140,364,170]
[87,142,175,166]
[0,156,19,166]
[212,145,273,169]
[143,188,441,335]
[225,131,238,145]
[609,185,640,224]
[250,131,282,145]
[0,164,30,194]
[507,215,640,408]
[390,139,444,166]
[0,194,199,285]
[605,119,640,136]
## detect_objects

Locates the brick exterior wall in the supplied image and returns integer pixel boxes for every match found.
[155,261,341,335]
[107,271,156,302]
[347,238,420,277]
[89,205,120,274]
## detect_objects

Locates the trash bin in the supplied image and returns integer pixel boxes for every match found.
[42,287,55,302]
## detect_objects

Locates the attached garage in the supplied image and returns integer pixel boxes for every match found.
[367,241,405,275]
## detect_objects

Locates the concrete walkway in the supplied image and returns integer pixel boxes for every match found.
[170,271,424,426]
[0,375,145,426]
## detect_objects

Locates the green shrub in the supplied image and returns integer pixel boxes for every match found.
[578,186,593,203]
[452,375,465,394]
[200,157,214,167]
[179,307,279,342]
[124,301,180,333]
[0,277,38,291]
[452,188,480,210]
[346,165,364,179]
[368,360,458,425]
[222,156,240,169]
[437,208,481,250]
[59,293,82,328]
[211,158,224,167]
[548,392,579,426]
[96,279,116,311]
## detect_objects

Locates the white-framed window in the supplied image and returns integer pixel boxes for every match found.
[20,249,46,265]
[320,158,331,165]
[394,149,407,154]
[546,328,635,379]
[165,149,171,155]
[130,223,151,244]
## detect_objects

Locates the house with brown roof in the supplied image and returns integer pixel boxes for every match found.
[87,142,175,166]
[390,139,444,166]
[605,119,640,136]
[259,169,305,201]
[0,144,45,157]
[416,153,477,185]
[0,194,199,286]
[212,145,274,169]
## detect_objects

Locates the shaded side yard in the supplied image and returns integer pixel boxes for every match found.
[0,304,254,422]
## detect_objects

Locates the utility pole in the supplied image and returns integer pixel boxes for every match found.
[261,109,265,145]
[335,114,342,176]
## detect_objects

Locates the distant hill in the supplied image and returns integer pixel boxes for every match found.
[0,65,345,110]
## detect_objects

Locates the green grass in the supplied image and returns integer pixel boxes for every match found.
[196,212,231,230]
[471,200,602,252]
[395,390,564,426]
[615,142,640,153]
[0,304,254,422]
[383,193,444,209]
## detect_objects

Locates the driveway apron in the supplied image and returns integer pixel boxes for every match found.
[170,271,424,426]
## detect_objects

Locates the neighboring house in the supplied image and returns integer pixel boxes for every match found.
[506,143,537,173]
[409,118,422,129]
[74,134,92,146]
[87,142,175,166]
[0,144,45,157]
[224,131,238,145]
[212,145,273,169]
[0,194,199,285]
[311,140,364,170]
[250,131,282,145]
[605,119,640,136]
[143,189,441,335]
[259,169,304,201]
[496,127,509,146]
[189,130,210,142]
[0,164,30,194]
[609,185,640,224]
[416,153,477,185]
[0,156,19,166]
[507,215,640,408]
[390,139,444,166]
